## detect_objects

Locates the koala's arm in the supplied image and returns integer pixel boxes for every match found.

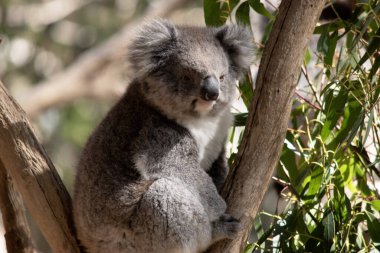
[207,147,229,191]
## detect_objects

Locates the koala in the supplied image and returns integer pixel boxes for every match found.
[73,20,252,253]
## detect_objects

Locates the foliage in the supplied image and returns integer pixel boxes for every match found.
[204,0,380,252]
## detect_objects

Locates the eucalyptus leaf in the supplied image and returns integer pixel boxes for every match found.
[248,0,274,19]
[365,211,380,250]
[235,1,251,27]
[203,0,229,26]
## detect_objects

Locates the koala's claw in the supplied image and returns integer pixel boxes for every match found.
[212,214,243,241]
[221,215,243,238]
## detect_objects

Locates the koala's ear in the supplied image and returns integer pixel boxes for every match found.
[215,25,253,79]
[128,19,178,78]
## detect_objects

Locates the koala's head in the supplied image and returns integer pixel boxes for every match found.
[128,20,252,120]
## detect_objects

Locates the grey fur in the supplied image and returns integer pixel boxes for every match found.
[73,20,252,253]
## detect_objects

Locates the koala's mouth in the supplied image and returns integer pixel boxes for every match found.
[192,98,216,115]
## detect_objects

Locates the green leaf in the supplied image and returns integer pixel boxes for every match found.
[369,200,380,211]
[353,212,366,224]
[229,0,240,12]
[357,176,373,196]
[248,0,274,19]
[317,28,329,55]
[314,21,345,34]
[305,221,324,251]
[369,54,380,81]
[373,75,380,105]
[324,31,338,67]
[350,11,376,52]
[320,87,348,143]
[279,143,299,187]
[339,154,360,194]
[365,210,380,250]
[251,218,276,251]
[235,1,251,26]
[304,47,311,65]
[204,0,229,26]
[322,210,335,243]
[333,171,351,222]
[345,30,354,50]
[328,99,363,150]
[243,243,254,253]
[358,27,380,66]
[238,74,253,107]
[304,166,323,201]
[362,107,374,145]
[317,29,339,72]
[233,112,248,126]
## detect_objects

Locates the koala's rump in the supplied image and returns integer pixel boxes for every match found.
[76,177,215,253]
[129,177,213,253]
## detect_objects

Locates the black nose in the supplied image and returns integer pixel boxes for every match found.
[201,76,219,101]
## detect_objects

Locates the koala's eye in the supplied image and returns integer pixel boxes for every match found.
[183,75,191,82]
[219,75,225,82]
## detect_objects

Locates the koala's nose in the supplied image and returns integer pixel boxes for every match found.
[201,76,219,101]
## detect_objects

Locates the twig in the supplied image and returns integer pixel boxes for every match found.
[295,90,322,110]
[301,65,323,108]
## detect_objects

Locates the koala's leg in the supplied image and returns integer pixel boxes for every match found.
[130,177,214,253]
[207,147,229,191]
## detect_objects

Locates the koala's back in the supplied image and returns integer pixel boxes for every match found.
[73,82,227,253]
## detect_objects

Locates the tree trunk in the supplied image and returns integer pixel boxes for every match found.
[0,81,82,253]
[207,0,325,252]
[0,159,36,253]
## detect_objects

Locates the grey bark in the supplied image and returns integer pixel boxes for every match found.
[0,159,36,253]
[207,0,326,252]
[0,81,81,253]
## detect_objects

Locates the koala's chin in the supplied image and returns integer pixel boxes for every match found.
[194,98,216,115]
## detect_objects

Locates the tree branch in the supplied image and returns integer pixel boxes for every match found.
[19,0,191,119]
[0,159,36,253]
[0,81,81,253]
[207,0,325,252]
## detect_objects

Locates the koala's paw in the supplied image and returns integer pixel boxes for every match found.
[212,214,243,241]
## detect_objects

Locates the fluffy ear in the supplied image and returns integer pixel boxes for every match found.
[215,25,253,79]
[128,19,178,78]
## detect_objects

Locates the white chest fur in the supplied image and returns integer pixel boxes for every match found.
[178,110,233,170]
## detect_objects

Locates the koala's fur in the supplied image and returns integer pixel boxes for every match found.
[73,20,252,253]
